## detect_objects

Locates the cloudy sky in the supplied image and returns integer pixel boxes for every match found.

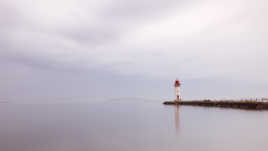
[1,0,268,102]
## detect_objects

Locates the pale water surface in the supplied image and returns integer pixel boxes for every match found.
[3,100,268,151]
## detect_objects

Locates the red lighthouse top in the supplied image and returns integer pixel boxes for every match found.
[174,79,181,87]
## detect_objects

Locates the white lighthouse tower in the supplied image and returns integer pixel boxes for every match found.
[174,79,181,102]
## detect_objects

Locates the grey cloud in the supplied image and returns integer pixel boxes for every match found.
[101,0,190,19]
[1,0,268,101]
[0,1,19,27]
[56,25,122,45]
[0,0,190,69]
[51,0,193,44]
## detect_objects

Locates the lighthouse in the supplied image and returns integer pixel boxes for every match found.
[174,79,181,102]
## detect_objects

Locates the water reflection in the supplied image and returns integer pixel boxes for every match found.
[4,102,268,151]
[174,105,180,135]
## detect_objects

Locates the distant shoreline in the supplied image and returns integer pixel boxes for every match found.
[163,100,268,110]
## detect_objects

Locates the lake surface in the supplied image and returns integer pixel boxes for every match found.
[3,100,268,151]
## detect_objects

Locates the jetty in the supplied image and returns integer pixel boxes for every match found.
[163,100,268,110]
[165,79,268,110]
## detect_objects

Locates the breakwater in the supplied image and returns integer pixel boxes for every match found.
[163,100,268,110]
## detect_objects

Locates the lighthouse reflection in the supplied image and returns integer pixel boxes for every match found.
[174,105,180,135]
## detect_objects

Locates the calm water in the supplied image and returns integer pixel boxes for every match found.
[3,100,268,151]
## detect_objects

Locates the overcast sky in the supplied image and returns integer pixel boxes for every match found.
[1,0,268,102]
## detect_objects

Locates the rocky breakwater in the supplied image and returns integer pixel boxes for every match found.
[163,100,268,110]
